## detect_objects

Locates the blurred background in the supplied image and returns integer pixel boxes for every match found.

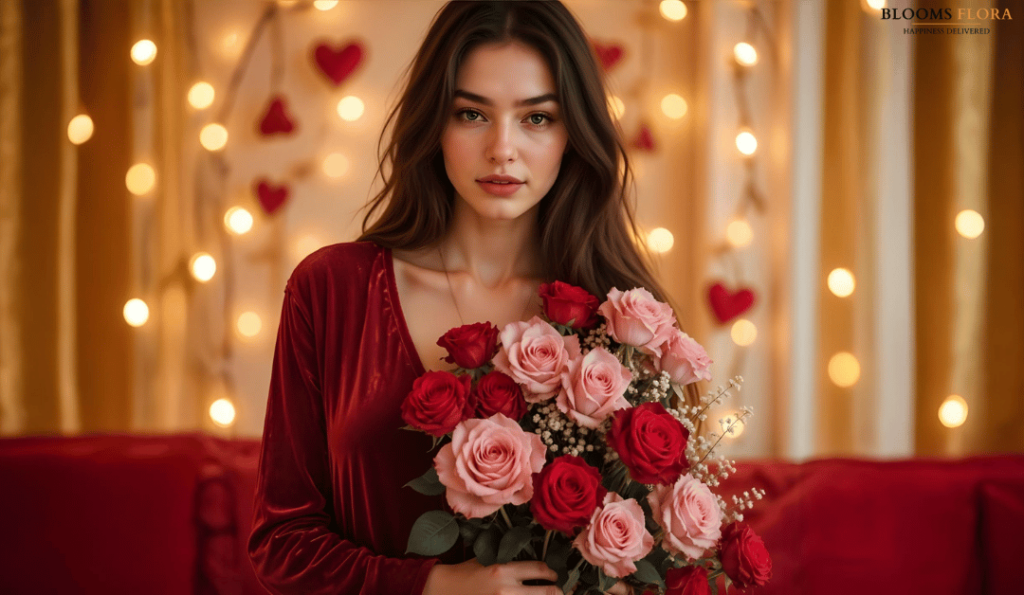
[0,0,1020,460]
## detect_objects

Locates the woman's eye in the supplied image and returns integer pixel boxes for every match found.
[528,114,551,126]
[458,109,483,122]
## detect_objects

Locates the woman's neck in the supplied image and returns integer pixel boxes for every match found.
[438,201,543,289]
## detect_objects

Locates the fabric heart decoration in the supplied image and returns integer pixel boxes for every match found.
[707,282,756,324]
[592,41,624,71]
[632,125,656,151]
[312,41,364,86]
[254,179,290,215]
[258,95,296,136]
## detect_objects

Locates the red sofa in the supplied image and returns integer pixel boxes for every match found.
[1,433,1021,594]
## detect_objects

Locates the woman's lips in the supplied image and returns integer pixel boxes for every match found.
[477,180,524,197]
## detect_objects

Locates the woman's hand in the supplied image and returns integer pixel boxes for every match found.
[423,559,561,595]
[422,558,634,595]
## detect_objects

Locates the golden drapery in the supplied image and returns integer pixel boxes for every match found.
[914,0,1024,455]
[0,0,134,435]
[0,0,1020,455]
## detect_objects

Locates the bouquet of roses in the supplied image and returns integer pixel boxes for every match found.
[401,281,771,594]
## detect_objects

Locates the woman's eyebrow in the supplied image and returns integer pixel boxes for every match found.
[454,90,559,107]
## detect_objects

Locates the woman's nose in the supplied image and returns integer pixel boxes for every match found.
[485,121,516,164]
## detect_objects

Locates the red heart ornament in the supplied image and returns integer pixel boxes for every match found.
[312,41,364,86]
[632,125,656,151]
[254,179,290,215]
[592,41,624,71]
[707,282,756,324]
[258,95,296,136]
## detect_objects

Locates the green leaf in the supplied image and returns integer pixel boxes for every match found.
[562,565,581,594]
[473,525,501,566]
[496,525,534,564]
[459,518,484,544]
[632,558,662,586]
[545,537,571,571]
[405,511,459,556]
[404,467,446,496]
[596,568,616,593]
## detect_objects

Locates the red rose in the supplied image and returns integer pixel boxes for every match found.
[400,371,472,437]
[665,565,711,595]
[720,522,772,589]
[471,371,528,421]
[437,322,500,369]
[530,456,607,534]
[606,402,690,485]
[539,281,600,329]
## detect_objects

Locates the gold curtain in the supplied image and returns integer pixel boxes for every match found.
[914,0,1023,455]
[0,0,133,436]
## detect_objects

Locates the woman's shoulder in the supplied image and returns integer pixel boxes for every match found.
[285,240,386,295]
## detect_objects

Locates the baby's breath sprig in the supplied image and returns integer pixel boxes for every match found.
[725,487,767,523]
[581,322,612,354]
[527,402,600,458]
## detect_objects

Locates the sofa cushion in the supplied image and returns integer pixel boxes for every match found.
[979,478,1024,595]
[0,434,215,595]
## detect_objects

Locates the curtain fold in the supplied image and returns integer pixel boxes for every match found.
[0,0,25,434]
[0,0,133,436]
[915,0,1022,455]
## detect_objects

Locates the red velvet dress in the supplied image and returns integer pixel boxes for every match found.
[249,241,465,594]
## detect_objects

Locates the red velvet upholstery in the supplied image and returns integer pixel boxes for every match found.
[0,434,1021,595]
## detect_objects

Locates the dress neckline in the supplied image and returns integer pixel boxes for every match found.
[383,246,428,377]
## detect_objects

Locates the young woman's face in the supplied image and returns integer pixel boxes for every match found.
[441,41,569,222]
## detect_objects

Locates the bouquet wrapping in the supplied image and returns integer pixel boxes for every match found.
[402,281,771,594]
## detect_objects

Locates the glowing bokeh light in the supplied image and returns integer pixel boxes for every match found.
[188,82,215,109]
[955,209,985,239]
[67,114,94,145]
[126,163,156,196]
[828,352,861,387]
[237,311,263,338]
[736,130,758,155]
[661,94,688,119]
[190,253,217,283]
[123,298,150,327]
[828,268,856,297]
[734,42,758,66]
[608,95,625,120]
[726,219,753,248]
[224,207,254,235]
[200,123,228,151]
[209,398,236,427]
[647,228,675,254]
[323,153,350,178]
[939,395,968,428]
[336,96,365,122]
[719,412,746,438]
[731,319,757,346]
[659,0,688,21]
[131,40,157,65]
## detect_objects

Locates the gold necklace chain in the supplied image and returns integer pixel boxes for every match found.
[438,246,534,326]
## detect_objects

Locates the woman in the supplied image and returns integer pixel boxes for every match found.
[249,2,679,594]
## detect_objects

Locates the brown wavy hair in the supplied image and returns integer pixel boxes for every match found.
[357,0,674,308]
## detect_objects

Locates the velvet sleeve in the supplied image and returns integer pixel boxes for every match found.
[248,282,439,595]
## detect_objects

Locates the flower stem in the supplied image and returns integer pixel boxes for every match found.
[500,505,513,529]
[541,530,553,561]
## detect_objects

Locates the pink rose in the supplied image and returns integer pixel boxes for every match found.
[648,474,723,560]
[597,288,677,357]
[434,413,547,518]
[556,347,631,429]
[493,316,581,403]
[573,492,654,578]
[655,330,712,385]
